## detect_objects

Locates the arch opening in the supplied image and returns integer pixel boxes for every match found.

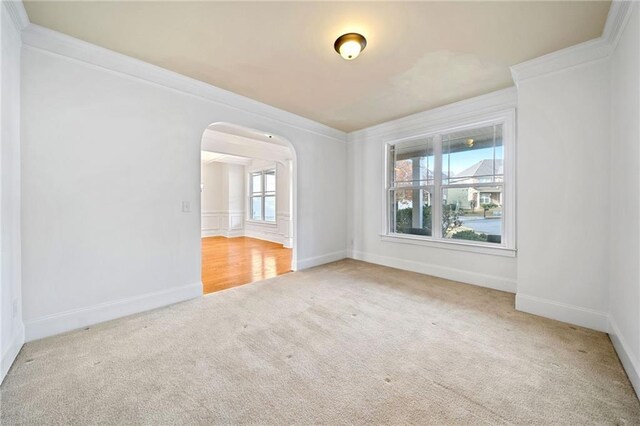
[200,122,297,294]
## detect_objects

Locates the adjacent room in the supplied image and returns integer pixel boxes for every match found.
[199,123,295,294]
[1,0,639,424]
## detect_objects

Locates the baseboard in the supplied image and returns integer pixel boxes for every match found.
[515,293,609,332]
[1,322,25,385]
[201,229,220,237]
[609,316,640,399]
[350,250,516,293]
[201,230,244,238]
[25,282,203,342]
[297,250,347,270]
[244,229,284,245]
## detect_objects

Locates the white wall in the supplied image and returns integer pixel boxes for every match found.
[609,2,640,396]
[0,1,25,383]
[201,161,225,214]
[200,161,245,238]
[20,26,347,341]
[347,89,518,293]
[515,59,611,331]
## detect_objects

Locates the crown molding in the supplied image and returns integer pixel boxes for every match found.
[348,87,517,142]
[602,0,635,48]
[21,23,347,144]
[2,0,29,31]
[511,0,635,87]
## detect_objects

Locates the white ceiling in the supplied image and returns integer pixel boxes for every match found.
[201,151,252,166]
[24,1,611,132]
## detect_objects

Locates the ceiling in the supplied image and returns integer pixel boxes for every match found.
[201,151,252,165]
[24,1,611,132]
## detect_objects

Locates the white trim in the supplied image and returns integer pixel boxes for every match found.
[609,316,640,399]
[515,293,609,332]
[2,0,29,31]
[245,219,278,227]
[20,24,346,143]
[243,228,284,245]
[297,250,347,270]
[381,108,517,253]
[201,230,244,238]
[510,0,635,87]
[602,0,635,50]
[1,323,25,385]
[349,88,517,142]
[24,282,203,342]
[379,234,516,258]
[351,250,516,294]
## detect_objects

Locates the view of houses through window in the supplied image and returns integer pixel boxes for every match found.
[388,123,505,244]
[250,169,276,222]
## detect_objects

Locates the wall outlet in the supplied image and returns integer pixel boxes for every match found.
[181,201,191,213]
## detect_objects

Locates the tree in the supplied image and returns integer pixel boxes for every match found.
[481,203,498,218]
[442,204,462,236]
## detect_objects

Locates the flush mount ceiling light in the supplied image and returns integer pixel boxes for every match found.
[334,33,367,60]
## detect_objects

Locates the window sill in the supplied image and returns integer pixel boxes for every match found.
[245,220,278,227]
[379,233,516,257]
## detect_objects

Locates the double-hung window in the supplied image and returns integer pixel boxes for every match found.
[386,112,514,252]
[250,169,276,222]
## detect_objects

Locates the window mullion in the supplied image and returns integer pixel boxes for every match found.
[433,134,443,239]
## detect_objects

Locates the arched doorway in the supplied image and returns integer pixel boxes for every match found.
[200,123,297,293]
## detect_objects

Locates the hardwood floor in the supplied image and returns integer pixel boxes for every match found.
[201,236,292,294]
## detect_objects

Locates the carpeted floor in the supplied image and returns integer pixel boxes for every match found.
[2,259,639,424]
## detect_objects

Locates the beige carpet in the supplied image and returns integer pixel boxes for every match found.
[2,260,639,424]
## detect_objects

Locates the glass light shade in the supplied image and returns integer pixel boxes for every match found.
[339,40,362,60]
[334,33,367,61]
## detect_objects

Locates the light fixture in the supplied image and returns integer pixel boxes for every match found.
[334,33,367,60]
[466,138,474,148]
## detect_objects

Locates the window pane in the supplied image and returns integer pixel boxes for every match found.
[442,124,503,185]
[251,173,262,194]
[391,189,432,236]
[391,137,435,187]
[442,186,502,244]
[265,171,276,193]
[251,196,262,220]
[264,196,276,222]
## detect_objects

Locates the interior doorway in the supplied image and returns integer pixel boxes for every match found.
[200,123,296,294]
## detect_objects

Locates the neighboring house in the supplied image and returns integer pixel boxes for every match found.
[445,159,503,212]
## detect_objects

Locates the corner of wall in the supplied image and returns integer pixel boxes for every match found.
[0,0,27,385]
[609,315,640,398]
[1,322,24,384]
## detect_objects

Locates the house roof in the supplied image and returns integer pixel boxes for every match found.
[456,159,503,178]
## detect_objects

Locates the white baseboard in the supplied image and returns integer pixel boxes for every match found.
[515,293,609,332]
[243,229,284,245]
[25,282,203,342]
[201,229,244,238]
[1,322,25,385]
[350,250,516,293]
[609,316,640,399]
[297,250,347,270]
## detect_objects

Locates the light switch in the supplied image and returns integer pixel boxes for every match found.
[182,201,191,213]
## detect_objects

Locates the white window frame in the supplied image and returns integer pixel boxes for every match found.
[249,169,277,223]
[382,109,516,257]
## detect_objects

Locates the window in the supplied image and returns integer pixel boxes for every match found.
[386,112,514,251]
[249,169,276,222]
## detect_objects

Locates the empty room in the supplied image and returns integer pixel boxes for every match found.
[1,0,639,424]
